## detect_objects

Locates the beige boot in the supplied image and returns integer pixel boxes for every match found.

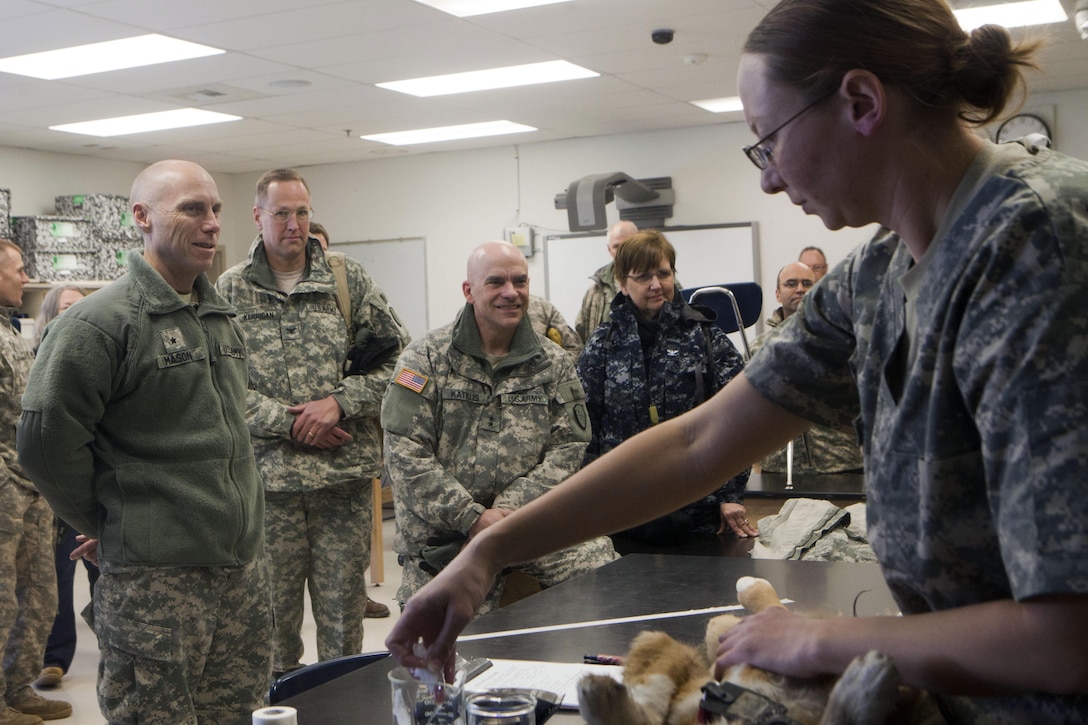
[0,706,44,725]
[7,693,70,721]
[32,668,64,690]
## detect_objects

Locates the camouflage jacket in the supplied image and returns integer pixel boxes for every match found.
[747,141,1088,721]
[749,311,862,474]
[574,262,618,344]
[216,237,409,490]
[0,309,34,491]
[382,306,590,560]
[527,294,582,360]
[577,294,749,512]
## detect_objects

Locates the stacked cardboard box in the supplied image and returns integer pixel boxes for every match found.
[55,194,139,281]
[54,194,139,240]
[12,216,96,282]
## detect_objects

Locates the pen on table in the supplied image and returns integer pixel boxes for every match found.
[583,654,624,666]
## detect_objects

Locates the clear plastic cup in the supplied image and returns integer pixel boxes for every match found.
[389,666,463,725]
[465,691,536,725]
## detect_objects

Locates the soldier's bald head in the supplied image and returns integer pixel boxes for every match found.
[466,241,526,284]
[130,160,215,209]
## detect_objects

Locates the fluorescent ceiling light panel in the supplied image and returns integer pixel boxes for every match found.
[692,96,744,114]
[953,0,1066,31]
[377,60,597,97]
[50,108,241,137]
[361,120,536,145]
[412,0,572,17]
[0,34,223,80]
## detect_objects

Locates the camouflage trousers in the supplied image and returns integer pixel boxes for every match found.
[90,555,273,725]
[0,483,56,705]
[264,480,371,672]
[398,535,618,614]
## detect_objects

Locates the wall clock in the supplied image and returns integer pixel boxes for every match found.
[995,113,1052,145]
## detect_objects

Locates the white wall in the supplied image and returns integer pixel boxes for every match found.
[0,146,250,250]
[225,122,874,332]
[6,86,1088,331]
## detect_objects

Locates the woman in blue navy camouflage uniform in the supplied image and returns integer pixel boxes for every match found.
[577,230,757,543]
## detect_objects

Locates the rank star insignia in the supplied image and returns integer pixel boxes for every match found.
[160,327,188,352]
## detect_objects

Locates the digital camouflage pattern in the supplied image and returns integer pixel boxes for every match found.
[0,311,33,494]
[264,482,370,671]
[574,261,618,344]
[0,486,55,710]
[527,294,582,359]
[91,557,273,725]
[382,306,617,611]
[749,312,862,474]
[216,237,410,491]
[577,294,749,537]
[217,237,409,671]
[1,313,56,709]
[746,141,1088,721]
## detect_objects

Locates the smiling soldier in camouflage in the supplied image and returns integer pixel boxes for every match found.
[382,241,616,612]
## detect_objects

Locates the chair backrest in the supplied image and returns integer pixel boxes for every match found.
[269,651,392,704]
[680,282,762,334]
[681,282,762,359]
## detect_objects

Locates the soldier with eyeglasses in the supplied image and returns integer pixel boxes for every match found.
[216,168,410,679]
[748,262,862,475]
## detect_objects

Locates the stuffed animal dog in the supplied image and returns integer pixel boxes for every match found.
[577,577,941,725]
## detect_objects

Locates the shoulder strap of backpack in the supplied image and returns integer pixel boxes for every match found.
[325,251,352,335]
[694,321,719,403]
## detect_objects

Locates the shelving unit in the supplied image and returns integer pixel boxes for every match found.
[21,280,113,319]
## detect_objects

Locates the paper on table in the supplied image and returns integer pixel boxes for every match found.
[465,659,623,709]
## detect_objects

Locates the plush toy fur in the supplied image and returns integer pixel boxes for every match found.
[577,577,942,725]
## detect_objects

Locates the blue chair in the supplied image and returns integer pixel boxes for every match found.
[269,651,392,704]
[681,282,763,359]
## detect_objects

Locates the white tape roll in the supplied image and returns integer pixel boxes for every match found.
[252,705,299,725]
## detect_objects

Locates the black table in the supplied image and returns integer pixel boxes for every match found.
[271,555,897,724]
[747,470,865,500]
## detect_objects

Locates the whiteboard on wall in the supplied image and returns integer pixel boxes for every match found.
[542,223,760,327]
[333,237,429,340]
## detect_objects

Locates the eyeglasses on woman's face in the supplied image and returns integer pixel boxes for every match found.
[742,86,837,170]
[626,268,674,285]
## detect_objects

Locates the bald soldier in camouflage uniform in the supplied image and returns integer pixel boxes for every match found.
[216,169,409,675]
[19,161,271,725]
[749,262,862,474]
[383,241,616,612]
[0,240,69,725]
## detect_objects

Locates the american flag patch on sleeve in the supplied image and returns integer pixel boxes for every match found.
[394,367,429,394]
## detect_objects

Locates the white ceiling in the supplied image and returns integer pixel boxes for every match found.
[1,0,1086,174]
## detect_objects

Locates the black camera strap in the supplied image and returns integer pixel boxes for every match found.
[698,680,805,725]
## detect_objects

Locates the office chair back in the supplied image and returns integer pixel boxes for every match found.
[268,651,392,704]
[681,282,762,359]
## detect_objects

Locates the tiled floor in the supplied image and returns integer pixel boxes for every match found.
[36,517,403,725]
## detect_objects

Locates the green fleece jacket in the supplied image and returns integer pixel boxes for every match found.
[17,251,264,567]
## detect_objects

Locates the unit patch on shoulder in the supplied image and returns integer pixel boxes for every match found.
[394,367,429,394]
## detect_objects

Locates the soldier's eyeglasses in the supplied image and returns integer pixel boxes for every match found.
[742,87,837,170]
[262,207,312,224]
